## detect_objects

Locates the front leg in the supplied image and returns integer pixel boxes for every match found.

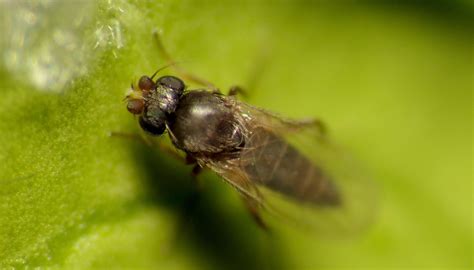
[228,85,247,97]
[109,131,185,161]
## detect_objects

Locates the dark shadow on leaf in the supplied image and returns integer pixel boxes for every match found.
[129,141,288,270]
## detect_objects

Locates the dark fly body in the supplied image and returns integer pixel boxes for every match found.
[124,34,374,231]
[125,71,346,227]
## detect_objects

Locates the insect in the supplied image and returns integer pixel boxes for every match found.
[124,33,375,232]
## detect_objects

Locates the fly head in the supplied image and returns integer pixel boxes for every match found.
[125,73,185,136]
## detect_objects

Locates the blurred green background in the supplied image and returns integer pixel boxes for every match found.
[0,0,472,269]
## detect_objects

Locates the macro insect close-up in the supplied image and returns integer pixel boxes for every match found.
[122,33,374,232]
[0,1,471,269]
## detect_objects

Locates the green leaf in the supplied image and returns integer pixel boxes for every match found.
[1,0,472,269]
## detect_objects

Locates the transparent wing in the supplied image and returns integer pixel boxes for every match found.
[202,98,377,234]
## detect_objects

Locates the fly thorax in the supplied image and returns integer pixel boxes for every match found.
[157,86,181,114]
[169,91,244,154]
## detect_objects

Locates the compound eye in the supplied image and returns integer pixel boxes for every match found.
[138,76,155,91]
[127,99,144,114]
[139,115,166,135]
[157,76,185,94]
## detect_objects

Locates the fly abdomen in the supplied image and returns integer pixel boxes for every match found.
[241,127,340,206]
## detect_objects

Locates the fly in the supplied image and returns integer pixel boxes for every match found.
[123,32,375,232]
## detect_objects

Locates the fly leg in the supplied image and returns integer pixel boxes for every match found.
[109,131,155,146]
[280,118,327,136]
[228,85,248,97]
[111,131,203,179]
[228,42,270,98]
[241,196,269,231]
[109,131,184,161]
[185,154,203,188]
[245,104,328,137]
[152,30,218,91]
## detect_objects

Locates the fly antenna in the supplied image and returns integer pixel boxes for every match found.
[150,62,181,80]
[123,81,135,101]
